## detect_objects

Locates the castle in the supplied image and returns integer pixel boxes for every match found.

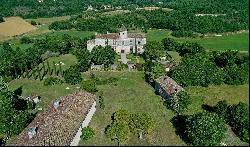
[87,25,146,54]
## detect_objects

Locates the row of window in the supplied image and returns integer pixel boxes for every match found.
[105,39,141,45]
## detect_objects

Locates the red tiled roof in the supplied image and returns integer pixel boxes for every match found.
[96,33,119,39]
[10,91,96,146]
[156,76,183,95]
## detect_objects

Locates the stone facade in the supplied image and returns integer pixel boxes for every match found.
[87,26,146,54]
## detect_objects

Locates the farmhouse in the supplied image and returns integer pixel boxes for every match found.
[155,76,183,100]
[10,91,96,146]
[87,25,146,54]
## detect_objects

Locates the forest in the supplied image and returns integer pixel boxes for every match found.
[0,0,169,18]
[48,0,248,37]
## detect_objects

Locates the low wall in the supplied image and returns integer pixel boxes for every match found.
[70,101,96,146]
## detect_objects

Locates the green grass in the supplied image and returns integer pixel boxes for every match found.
[185,84,249,107]
[8,78,78,110]
[146,29,249,51]
[167,51,182,62]
[25,15,71,25]
[78,71,249,146]
[80,71,184,146]
[146,29,172,42]
[38,54,77,71]
[34,30,95,39]
[185,84,249,146]
[127,54,145,64]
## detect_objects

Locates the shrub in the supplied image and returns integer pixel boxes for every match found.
[213,100,229,121]
[41,51,60,60]
[185,111,226,146]
[80,126,95,141]
[135,63,143,71]
[80,80,97,93]
[20,36,33,44]
[63,66,82,85]
[30,20,37,25]
[117,63,128,71]
[227,102,249,142]
[98,91,105,109]
[44,77,64,86]
[166,91,191,114]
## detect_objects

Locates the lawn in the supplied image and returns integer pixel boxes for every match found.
[146,29,249,51]
[80,71,184,146]
[78,71,249,146]
[185,84,249,106]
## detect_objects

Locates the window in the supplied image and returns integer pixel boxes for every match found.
[130,46,133,53]
[138,41,141,45]
[122,41,124,45]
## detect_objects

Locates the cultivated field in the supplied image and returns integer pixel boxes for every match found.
[0,17,37,37]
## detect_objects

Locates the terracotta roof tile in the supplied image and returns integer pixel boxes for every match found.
[96,33,119,39]
[10,91,96,146]
[156,76,183,95]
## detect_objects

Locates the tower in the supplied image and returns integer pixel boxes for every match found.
[119,25,127,39]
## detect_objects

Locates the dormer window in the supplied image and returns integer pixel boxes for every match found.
[28,127,38,139]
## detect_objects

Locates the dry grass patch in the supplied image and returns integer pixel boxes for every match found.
[0,17,37,37]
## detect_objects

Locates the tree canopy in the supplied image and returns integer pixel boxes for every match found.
[185,111,226,146]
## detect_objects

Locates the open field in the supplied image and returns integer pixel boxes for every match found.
[146,29,249,51]
[0,17,37,37]
[25,15,71,25]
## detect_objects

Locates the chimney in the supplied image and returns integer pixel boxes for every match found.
[28,127,37,139]
[53,100,61,109]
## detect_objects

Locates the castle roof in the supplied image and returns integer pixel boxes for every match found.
[96,33,119,39]
[10,91,96,146]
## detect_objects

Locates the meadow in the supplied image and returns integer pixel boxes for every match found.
[146,29,249,51]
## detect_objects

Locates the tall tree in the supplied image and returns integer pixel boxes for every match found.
[185,111,226,146]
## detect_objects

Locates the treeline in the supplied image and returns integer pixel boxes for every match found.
[166,0,249,14]
[0,0,169,19]
[49,7,248,37]
[0,34,90,81]
[164,38,249,87]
